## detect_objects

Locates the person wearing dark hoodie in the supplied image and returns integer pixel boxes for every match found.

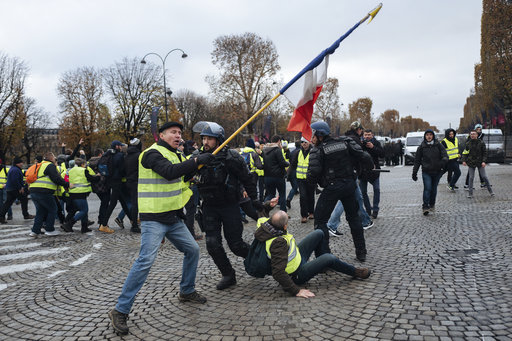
[0,157,33,223]
[462,129,494,198]
[441,128,461,191]
[124,138,142,233]
[412,129,448,215]
[253,210,371,298]
[263,135,289,213]
[464,124,486,189]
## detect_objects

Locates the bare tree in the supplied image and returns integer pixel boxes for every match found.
[20,98,51,162]
[313,77,341,121]
[348,97,374,129]
[207,32,280,134]
[0,52,28,160]
[172,90,211,139]
[57,66,109,154]
[104,57,163,141]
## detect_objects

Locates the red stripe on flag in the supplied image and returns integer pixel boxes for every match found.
[287,85,323,141]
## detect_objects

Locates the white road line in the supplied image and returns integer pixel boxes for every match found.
[0,227,27,233]
[0,243,41,251]
[93,243,102,249]
[70,254,93,266]
[0,282,15,291]
[0,247,70,261]
[0,260,56,275]
[0,237,33,245]
[48,270,68,278]
[2,230,31,238]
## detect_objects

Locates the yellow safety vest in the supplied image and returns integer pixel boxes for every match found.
[258,218,302,274]
[55,164,67,196]
[138,143,192,213]
[0,166,9,187]
[241,147,258,173]
[442,138,459,160]
[296,150,310,179]
[68,167,92,194]
[29,161,57,191]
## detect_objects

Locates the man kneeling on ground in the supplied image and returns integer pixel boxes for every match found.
[254,210,371,298]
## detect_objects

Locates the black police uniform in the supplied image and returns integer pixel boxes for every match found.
[307,135,373,259]
[195,147,258,289]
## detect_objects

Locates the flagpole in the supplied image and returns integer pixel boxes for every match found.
[206,3,382,161]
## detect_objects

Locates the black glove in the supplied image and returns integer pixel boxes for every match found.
[412,173,418,182]
[252,200,264,212]
[195,153,215,165]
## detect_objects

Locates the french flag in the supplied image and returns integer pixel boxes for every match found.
[281,55,329,141]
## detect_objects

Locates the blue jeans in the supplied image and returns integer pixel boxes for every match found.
[360,177,380,214]
[422,172,442,208]
[265,177,287,212]
[446,160,461,187]
[115,219,200,314]
[31,192,57,233]
[117,200,132,220]
[294,230,355,284]
[327,183,371,230]
[286,173,298,202]
[72,198,88,225]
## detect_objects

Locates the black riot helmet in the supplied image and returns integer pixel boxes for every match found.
[200,122,225,143]
[311,121,330,137]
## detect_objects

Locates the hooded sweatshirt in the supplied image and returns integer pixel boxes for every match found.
[254,220,300,295]
[262,143,289,178]
[412,129,449,175]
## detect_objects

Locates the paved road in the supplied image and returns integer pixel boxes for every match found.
[0,164,511,340]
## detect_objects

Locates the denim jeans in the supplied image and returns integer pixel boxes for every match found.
[468,166,492,196]
[286,173,299,202]
[294,230,356,284]
[0,188,13,217]
[31,192,57,233]
[72,198,88,225]
[360,177,380,214]
[327,183,371,230]
[265,177,287,212]
[115,219,200,314]
[446,160,461,187]
[421,172,442,208]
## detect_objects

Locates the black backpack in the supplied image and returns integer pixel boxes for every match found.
[98,150,114,177]
[244,238,272,278]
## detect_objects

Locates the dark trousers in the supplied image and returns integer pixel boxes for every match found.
[298,179,315,218]
[31,192,57,233]
[184,185,199,238]
[264,177,287,212]
[422,172,442,208]
[313,178,365,256]
[257,176,265,202]
[202,202,249,276]
[446,159,461,187]
[95,191,110,226]
[0,190,29,218]
[103,182,130,226]
[127,182,138,229]
[286,173,299,202]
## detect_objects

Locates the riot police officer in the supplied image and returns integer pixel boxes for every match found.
[307,121,373,261]
[194,122,260,290]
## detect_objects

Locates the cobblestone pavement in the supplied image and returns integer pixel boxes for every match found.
[0,164,511,340]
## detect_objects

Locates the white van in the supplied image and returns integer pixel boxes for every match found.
[404,131,443,165]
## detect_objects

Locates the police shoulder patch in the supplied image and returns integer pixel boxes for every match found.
[323,141,347,154]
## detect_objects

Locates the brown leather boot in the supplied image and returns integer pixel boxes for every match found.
[354,268,371,279]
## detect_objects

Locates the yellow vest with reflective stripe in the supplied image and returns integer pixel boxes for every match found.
[0,166,9,186]
[442,138,459,160]
[258,218,302,274]
[29,161,57,191]
[296,150,310,179]
[55,164,67,196]
[138,143,192,213]
[68,167,92,194]
[241,147,258,173]
[255,155,264,177]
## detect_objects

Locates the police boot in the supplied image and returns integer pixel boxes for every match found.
[216,271,236,290]
[81,220,92,234]
[61,219,75,233]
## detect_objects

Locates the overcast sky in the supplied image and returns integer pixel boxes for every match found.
[1,0,482,131]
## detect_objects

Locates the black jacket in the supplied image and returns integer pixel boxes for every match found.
[88,156,108,194]
[461,138,487,168]
[307,136,373,187]
[361,137,384,181]
[412,130,448,175]
[263,144,289,178]
[139,140,198,224]
[125,145,141,184]
[195,147,257,205]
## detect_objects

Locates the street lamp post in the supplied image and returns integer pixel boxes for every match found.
[141,48,188,122]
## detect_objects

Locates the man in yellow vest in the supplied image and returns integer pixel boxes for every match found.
[29,152,70,237]
[0,157,13,220]
[108,122,214,336]
[254,141,265,201]
[253,210,371,298]
[440,128,461,191]
[292,137,315,223]
[62,158,100,233]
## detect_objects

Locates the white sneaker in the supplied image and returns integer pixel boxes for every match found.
[28,231,39,238]
[328,228,343,237]
[45,230,61,236]
[363,220,374,230]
